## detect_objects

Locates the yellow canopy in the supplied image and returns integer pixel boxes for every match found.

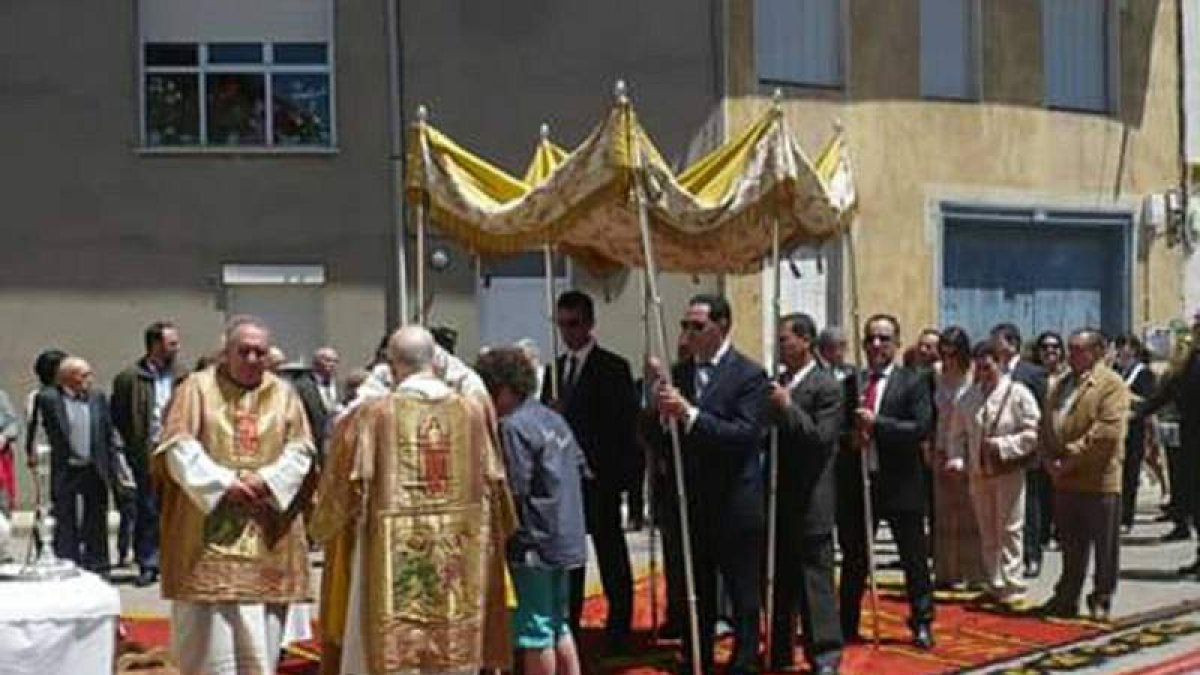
[405,98,853,274]
[814,128,859,220]
[522,131,568,185]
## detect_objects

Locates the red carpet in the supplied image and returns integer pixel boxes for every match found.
[119,576,1099,674]
[575,578,1100,674]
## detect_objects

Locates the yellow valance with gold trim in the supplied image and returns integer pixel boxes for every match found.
[405,99,858,274]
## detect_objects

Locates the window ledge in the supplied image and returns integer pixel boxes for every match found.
[757,78,845,93]
[920,93,981,104]
[135,145,340,157]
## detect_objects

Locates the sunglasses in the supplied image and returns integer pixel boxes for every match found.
[1038,342,1062,351]
[556,317,584,328]
[680,320,710,333]
[237,346,269,359]
[864,333,893,344]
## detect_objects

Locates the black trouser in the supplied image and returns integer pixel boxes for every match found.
[1024,467,1053,565]
[682,499,763,674]
[838,507,934,637]
[1165,439,1190,525]
[769,529,842,670]
[1052,491,1120,608]
[654,471,686,629]
[569,479,633,639]
[52,463,109,571]
[1121,424,1147,528]
[130,459,160,572]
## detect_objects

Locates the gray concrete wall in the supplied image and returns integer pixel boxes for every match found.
[0,0,727,510]
[0,0,395,400]
[397,0,725,362]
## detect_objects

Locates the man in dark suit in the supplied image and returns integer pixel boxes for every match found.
[545,290,638,650]
[837,314,935,649]
[767,313,843,675]
[1138,313,1200,572]
[111,320,187,585]
[991,323,1050,578]
[818,327,860,469]
[33,356,118,572]
[656,294,769,675]
[292,346,340,455]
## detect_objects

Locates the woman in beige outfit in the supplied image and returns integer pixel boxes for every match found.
[949,341,1041,603]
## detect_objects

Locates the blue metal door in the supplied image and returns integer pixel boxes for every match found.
[940,204,1130,344]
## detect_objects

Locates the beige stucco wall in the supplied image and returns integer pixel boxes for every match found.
[725,0,1186,361]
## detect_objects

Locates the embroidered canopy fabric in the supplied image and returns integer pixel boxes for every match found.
[405,99,855,274]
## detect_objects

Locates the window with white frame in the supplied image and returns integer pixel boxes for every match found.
[1042,0,1112,112]
[756,0,843,88]
[143,42,332,147]
[920,0,978,100]
[138,0,334,148]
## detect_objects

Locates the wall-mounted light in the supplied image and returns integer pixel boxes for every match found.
[429,245,451,272]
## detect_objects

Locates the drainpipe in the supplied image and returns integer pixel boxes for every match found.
[1179,0,1193,254]
[386,0,409,327]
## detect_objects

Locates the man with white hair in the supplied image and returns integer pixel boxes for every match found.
[312,326,515,675]
[294,346,341,452]
[153,316,316,674]
[32,356,120,571]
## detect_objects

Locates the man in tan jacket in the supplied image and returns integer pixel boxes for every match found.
[1038,328,1129,621]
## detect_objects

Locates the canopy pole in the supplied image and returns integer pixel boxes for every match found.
[764,217,782,661]
[640,268,660,638]
[633,149,702,675]
[414,105,429,326]
[845,214,880,649]
[416,200,427,325]
[543,244,559,401]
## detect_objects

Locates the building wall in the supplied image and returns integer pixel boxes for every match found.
[725,0,1186,361]
[396,0,724,361]
[0,0,727,409]
[0,0,393,404]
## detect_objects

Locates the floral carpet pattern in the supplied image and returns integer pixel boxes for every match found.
[119,576,1106,674]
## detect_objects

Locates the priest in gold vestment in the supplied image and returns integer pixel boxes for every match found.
[312,326,515,675]
[153,316,316,675]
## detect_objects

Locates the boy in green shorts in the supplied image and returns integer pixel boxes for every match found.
[476,347,589,675]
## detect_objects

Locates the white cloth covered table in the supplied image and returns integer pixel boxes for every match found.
[0,571,120,675]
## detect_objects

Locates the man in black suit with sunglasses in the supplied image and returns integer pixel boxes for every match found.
[656,294,769,675]
[546,290,638,652]
[836,314,936,649]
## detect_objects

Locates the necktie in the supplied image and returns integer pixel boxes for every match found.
[562,355,578,400]
[862,370,883,410]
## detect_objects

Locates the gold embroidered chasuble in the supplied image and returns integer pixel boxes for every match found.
[312,382,515,674]
[152,368,315,603]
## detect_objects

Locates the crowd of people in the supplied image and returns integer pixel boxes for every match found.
[0,291,1195,675]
